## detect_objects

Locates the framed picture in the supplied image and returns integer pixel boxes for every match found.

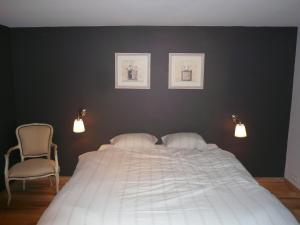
[169,53,205,89]
[115,53,151,89]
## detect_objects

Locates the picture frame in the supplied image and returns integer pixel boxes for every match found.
[115,53,151,89]
[168,53,205,89]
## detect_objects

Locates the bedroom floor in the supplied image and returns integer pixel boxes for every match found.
[0,177,299,225]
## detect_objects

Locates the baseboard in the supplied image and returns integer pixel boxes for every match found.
[285,172,300,190]
[255,177,285,182]
[285,178,300,191]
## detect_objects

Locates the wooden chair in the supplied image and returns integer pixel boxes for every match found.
[4,123,59,205]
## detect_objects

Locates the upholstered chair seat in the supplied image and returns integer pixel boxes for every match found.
[4,123,60,205]
[9,159,56,178]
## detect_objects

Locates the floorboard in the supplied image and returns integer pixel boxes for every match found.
[256,177,300,222]
[0,177,299,225]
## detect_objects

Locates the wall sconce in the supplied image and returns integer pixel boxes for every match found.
[232,114,247,138]
[73,108,86,133]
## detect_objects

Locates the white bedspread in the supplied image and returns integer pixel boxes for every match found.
[38,144,299,225]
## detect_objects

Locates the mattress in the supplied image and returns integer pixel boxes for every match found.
[38,144,299,225]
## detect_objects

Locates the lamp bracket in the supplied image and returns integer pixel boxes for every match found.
[232,114,241,124]
[78,108,87,119]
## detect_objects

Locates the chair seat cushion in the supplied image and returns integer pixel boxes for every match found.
[9,158,56,178]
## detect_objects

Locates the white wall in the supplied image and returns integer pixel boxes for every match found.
[285,28,300,189]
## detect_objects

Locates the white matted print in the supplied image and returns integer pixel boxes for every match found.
[169,53,205,89]
[115,53,151,89]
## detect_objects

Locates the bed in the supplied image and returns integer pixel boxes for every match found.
[37,143,299,225]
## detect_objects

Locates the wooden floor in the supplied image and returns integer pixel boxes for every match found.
[256,177,300,222]
[0,177,299,225]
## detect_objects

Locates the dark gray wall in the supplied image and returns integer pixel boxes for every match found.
[10,26,297,177]
[0,25,16,190]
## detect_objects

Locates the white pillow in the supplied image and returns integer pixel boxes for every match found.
[110,133,158,148]
[161,132,207,149]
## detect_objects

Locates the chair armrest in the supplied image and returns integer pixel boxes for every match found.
[4,145,20,177]
[51,143,59,172]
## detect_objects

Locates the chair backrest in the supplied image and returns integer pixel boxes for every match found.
[16,123,53,158]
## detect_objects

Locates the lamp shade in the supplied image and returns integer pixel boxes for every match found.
[234,123,247,138]
[73,118,85,133]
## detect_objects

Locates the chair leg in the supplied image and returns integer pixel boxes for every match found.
[22,180,26,191]
[49,176,53,186]
[55,173,59,193]
[5,178,11,206]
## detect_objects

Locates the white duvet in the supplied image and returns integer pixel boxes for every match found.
[38,144,299,225]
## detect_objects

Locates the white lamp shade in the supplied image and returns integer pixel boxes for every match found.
[73,118,85,133]
[235,123,247,138]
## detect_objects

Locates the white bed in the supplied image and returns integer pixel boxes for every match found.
[38,144,299,225]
